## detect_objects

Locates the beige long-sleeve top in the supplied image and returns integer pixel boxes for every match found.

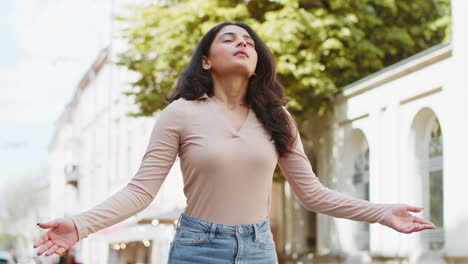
[70,92,392,240]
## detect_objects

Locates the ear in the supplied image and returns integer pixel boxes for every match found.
[202,56,211,70]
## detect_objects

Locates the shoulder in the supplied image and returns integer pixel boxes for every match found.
[160,96,209,119]
[280,106,295,123]
[280,106,300,135]
[162,97,188,115]
[174,96,211,112]
[152,98,187,126]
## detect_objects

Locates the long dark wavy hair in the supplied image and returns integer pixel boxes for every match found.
[168,22,297,158]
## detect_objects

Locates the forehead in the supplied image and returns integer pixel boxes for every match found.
[216,25,252,38]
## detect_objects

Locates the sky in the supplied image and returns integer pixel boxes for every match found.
[0,0,113,191]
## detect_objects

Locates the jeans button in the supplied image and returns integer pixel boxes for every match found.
[237,226,243,233]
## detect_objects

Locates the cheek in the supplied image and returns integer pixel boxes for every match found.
[210,46,231,63]
[251,54,259,68]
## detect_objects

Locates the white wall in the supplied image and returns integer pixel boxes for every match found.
[314,1,468,260]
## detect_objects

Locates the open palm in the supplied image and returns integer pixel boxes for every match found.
[33,217,79,256]
[384,205,437,234]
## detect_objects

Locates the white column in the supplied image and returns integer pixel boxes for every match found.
[377,102,402,255]
[443,0,468,255]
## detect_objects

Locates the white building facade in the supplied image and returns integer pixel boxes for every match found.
[48,1,187,261]
[274,0,467,263]
[49,48,187,264]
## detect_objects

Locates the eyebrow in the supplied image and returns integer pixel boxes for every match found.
[219,32,254,42]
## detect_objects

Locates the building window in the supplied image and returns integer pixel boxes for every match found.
[352,141,370,251]
[428,120,444,250]
[411,108,445,251]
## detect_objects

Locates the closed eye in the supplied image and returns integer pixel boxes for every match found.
[223,39,255,47]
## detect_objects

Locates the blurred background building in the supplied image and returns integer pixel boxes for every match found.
[48,1,186,263]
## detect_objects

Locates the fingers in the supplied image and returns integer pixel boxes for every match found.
[38,220,59,229]
[405,205,424,213]
[394,221,436,234]
[412,216,437,228]
[413,223,435,232]
[403,223,425,234]
[33,234,49,248]
[45,245,58,256]
[403,223,437,234]
[411,223,425,232]
[37,240,53,255]
[421,224,437,230]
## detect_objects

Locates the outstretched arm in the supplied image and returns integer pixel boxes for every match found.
[34,99,186,256]
[277,107,436,234]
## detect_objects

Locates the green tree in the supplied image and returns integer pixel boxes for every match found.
[116,0,450,120]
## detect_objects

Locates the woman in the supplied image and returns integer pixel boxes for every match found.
[34,22,436,263]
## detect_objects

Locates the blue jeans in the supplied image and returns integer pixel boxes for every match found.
[167,212,278,264]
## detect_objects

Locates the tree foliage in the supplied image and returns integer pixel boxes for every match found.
[116,0,450,119]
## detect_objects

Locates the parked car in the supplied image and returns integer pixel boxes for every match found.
[0,251,14,264]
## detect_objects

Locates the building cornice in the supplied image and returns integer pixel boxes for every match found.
[70,47,110,108]
[337,42,452,101]
[49,47,109,152]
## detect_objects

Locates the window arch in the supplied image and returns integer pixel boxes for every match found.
[428,118,444,249]
[410,107,444,250]
[349,129,370,251]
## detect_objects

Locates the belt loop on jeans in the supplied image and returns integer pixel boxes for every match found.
[253,224,259,243]
[176,213,183,229]
[209,223,217,240]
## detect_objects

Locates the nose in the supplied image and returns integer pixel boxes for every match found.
[236,38,247,48]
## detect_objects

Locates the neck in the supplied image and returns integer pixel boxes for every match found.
[211,73,249,109]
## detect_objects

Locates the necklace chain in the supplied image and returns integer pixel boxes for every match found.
[212,96,249,108]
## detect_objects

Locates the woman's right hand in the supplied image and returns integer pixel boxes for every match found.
[33,217,79,256]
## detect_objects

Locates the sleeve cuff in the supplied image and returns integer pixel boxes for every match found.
[69,214,89,241]
[375,203,395,228]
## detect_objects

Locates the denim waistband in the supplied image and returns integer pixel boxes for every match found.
[176,212,271,236]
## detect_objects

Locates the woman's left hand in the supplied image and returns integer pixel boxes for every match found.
[382,204,437,234]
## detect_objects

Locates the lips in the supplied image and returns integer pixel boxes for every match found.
[234,50,249,58]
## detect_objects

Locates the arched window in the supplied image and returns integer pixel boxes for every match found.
[350,130,370,251]
[353,147,370,201]
[410,108,444,251]
[427,120,444,250]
